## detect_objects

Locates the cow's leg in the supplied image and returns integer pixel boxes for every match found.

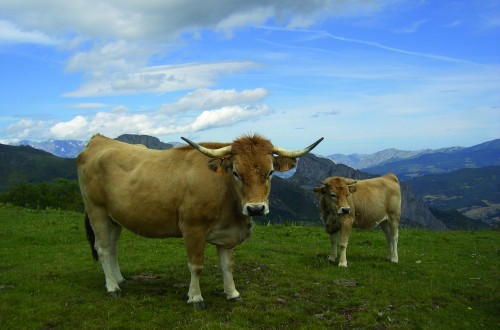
[109,221,125,285]
[337,220,351,267]
[380,220,393,261]
[185,234,206,308]
[328,232,339,262]
[388,217,399,263]
[217,246,242,301]
[88,209,122,296]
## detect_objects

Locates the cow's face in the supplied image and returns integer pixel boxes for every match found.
[182,134,323,217]
[217,136,297,217]
[314,177,356,229]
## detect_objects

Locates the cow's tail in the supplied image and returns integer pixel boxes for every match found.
[85,211,99,261]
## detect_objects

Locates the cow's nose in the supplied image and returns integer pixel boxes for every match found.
[246,204,266,216]
[341,207,350,214]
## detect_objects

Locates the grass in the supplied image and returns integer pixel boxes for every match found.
[0,205,499,329]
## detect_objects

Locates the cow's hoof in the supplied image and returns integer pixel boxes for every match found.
[107,289,122,298]
[228,296,244,303]
[189,301,206,310]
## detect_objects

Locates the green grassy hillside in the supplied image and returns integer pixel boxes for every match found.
[1,206,498,329]
[0,144,77,192]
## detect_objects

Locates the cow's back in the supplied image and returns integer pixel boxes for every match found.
[350,173,401,229]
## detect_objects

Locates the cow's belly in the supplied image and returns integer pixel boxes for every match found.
[206,220,253,248]
[353,213,388,229]
[109,211,183,238]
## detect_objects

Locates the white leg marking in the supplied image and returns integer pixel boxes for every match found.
[90,215,122,294]
[338,243,348,267]
[97,247,121,294]
[391,225,399,263]
[217,246,240,300]
[187,263,204,304]
[109,224,124,284]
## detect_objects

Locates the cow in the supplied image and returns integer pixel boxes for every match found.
[313,173,401,267]
[77,133,323,307]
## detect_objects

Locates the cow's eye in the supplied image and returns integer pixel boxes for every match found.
[233,171,241,180]
[330,192,337,198]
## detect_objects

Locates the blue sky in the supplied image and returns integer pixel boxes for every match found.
[0,0,499,155]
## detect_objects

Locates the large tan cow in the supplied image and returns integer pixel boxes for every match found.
[77,133,323,307]
[313,173,401,267]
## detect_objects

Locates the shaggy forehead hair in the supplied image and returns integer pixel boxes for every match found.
[231,134,273,156]
[325,177,350,193]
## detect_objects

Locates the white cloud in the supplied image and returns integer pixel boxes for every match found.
[64,61,258,97]
[0,1,390,41]
[49,116,89,139]
[163,88,268,113]
[0,20,59,45]
[21,103,271,140]
[0,0,394,98]
[5,119,50,139]
[188,104,269,132]
[68,103,110,109]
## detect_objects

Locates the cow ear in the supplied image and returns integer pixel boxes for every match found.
[273,156,297,172]
[313,186,324,196]
[208,157,232,175]
[348,184,357,193]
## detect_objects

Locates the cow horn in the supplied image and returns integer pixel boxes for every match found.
[273,137,324,158]
[181,137,232,158]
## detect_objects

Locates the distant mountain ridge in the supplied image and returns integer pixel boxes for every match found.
[405,166,500,228]
[327,146,464,169]
[363,139,500,179]
[2,134,495,229]
[12,135,176,157]
[16,139,87,158]
[115,134,173,150]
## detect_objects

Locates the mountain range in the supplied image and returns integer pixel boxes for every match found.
[327,146,464,169]
[328,139,499,180]
[16,139,87,158]
[13,135,176,158]
[14,138,499,179]
[3,135,498,229]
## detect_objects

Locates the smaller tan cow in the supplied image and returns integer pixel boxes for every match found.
[313,173,401,267]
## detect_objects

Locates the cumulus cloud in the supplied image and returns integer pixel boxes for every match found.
[162,88,268,113]
[0,20,59,45]
[185,104,269,132]
[1,0,392,98]
[0,1,388,41]
[26,102,271,140]
[0,0,397,142]
[64,61,258,97]
[4,119,49,139]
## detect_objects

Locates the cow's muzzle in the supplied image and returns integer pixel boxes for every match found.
[244,203,269,216]
[338,207,351,215]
